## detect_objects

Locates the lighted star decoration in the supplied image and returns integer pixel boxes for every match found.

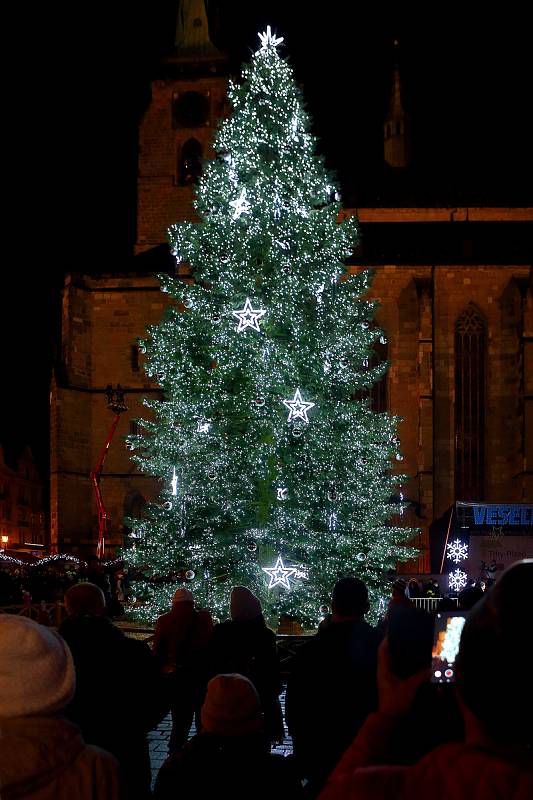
[258,25,284,51]
[229,189,250,220]
[232,298,266,333]
[171,467,178,497]
[283,388,315,424]
[263,555,296,590]
[277,487,288,501]
[446,538,469,564]
[449,568,468,592]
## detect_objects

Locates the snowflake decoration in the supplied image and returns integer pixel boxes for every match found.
[446,538,469,564]
[449,568,468,592]
[263,555,296,590]
[232,298,266,332]
[283,388,315,424]
[257,25,284,51]
[229,189,250,220]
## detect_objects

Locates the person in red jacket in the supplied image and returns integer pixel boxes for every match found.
[319,559,533,800]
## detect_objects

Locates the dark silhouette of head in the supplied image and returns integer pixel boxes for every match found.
[64,582,105,616]
[456,559,533,746]
[331,577,369,619]
[457,585,484,610]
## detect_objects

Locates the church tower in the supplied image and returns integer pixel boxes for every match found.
[383,41,411,169]
[136,0,228,254]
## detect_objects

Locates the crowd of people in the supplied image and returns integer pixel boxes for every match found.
[0,556,133,617]
[0,559,531,799]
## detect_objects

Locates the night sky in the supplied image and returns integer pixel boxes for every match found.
[2,2,531,485]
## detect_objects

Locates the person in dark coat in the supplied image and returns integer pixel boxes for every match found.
[152,587,213,753]
[59,582,166,800]
[285,577,381,793]
[154,673,302,800]
[208,586,284,743]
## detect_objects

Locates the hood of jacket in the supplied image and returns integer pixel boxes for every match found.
[0,715,85,795]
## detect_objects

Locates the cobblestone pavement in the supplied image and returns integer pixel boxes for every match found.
[149,689,293,786]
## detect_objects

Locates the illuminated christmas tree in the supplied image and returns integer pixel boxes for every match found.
[127,27,416,625]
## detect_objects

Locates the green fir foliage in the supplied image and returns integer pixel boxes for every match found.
[125,29,417,626]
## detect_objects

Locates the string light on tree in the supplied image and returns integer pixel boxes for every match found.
[277,487,289,501]
[283,388,315,424]
[446,538,469,564]
[263,555,296,590]
[171,467,178,496]
[232,298,267,333]
[196,418,211,433]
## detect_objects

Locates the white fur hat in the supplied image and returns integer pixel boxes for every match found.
[0,616,75,718]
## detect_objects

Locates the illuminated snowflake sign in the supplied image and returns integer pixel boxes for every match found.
[446,538,469,564]
[449,568,468,592]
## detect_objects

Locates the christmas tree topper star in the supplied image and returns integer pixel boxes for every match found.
[283,388,315,424]
[263,555,296,590]
[232,298,266,333]
[258,26,284,51]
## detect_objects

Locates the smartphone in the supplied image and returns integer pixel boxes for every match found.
[431,611,467,683]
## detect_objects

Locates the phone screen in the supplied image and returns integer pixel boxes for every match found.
[431,611,467,683]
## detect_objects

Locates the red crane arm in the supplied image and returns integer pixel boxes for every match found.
[90,413,122,560]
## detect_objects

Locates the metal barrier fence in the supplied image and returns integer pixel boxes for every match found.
[0,602,67,626]
[411,597,458,612]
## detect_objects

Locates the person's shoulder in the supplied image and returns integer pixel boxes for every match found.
[408,742,533,795]
[196,608,214,627]
[155,609,173,626]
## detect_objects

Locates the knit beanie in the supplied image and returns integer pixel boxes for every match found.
[0,616,75,718]
[230,586,262,621]
[173,587,194,604]
[200,673,264,736]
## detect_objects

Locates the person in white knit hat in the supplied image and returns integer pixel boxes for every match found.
[0,615,121,799]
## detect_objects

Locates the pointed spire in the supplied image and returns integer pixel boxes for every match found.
[384,40,411,169]
[389,49,403,117]
[174,0,220,57]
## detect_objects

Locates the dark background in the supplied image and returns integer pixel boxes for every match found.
[2,2,531,483]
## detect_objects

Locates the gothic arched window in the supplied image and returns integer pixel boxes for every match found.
[179,138,203,185]
[455,304,486,500]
